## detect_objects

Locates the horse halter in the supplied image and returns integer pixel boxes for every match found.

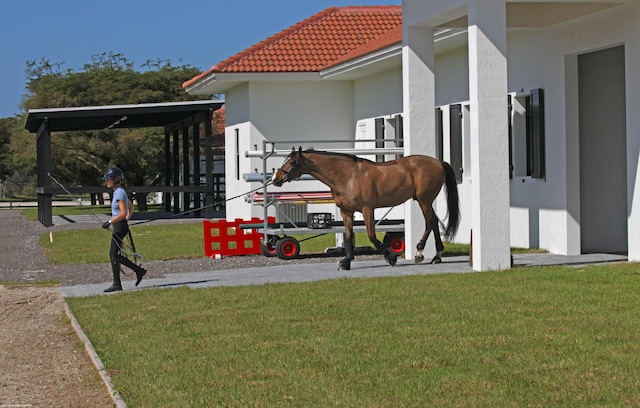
[275,155,302,183]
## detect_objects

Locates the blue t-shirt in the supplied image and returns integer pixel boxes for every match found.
[111,187,129,217]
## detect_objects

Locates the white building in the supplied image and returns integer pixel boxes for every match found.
[184,2,640,270]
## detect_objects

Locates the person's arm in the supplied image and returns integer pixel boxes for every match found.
[126,198,134,221]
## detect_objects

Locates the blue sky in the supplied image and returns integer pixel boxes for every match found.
[0,0,401,119]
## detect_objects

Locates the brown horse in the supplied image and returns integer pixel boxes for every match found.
[271,148,460,270]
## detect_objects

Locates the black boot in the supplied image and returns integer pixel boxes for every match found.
[103,284,122,293]
[135,266,147,287]
[104,262,123,293]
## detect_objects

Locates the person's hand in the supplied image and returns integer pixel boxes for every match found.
[102,221,111,229]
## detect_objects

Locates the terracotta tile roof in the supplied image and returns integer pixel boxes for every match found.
[184,6,402,88]
[212,106,225,135]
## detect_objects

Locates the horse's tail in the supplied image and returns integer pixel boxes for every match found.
[441,161,460,240]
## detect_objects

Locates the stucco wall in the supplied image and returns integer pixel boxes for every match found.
[221,1,640,258]
[225,80,355,220]
[425,3,640,255]
[353,68,403,120]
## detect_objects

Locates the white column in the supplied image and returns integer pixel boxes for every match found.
[626,24,640,262]
[468,0,511,270]
[402,26,436,260]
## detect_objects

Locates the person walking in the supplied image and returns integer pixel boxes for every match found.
[101,167,147,292]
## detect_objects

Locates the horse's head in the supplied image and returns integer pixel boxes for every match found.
[272,147,305,187]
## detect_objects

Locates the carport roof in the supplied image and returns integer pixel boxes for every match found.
[24,100,224,133]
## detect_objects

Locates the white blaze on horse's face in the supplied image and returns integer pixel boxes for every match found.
[271,169,283,186]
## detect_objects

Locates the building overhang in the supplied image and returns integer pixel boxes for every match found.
[25,100,224,132]
[184,72,322,95]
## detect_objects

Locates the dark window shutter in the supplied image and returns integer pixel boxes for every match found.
[449,104,463,183]
[528,88,545,179]
[395,115,403,147]
[375,118,385,162]
[436,107,443,161]
[394,114,403,159]
[508,95,513,179]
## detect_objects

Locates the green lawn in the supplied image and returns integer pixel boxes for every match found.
[37,216,536,265]
[66,262,640,407]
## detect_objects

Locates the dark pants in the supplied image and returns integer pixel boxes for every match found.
[109,220,143,285]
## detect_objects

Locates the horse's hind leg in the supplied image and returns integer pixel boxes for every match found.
[415,204,440,264]
[430,220,445,264]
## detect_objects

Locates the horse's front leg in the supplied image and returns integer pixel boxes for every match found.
[338,210,355,271]
[363,208,397,266]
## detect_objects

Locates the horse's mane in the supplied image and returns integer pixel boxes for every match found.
[303,149,373,163]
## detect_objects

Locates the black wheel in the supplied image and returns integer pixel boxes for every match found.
[275,236,301,260]
[383,232,405,254]
[260,235,279,257]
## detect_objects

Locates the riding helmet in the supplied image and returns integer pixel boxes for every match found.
[101,167,124,181]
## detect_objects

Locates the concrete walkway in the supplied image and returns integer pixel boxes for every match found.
[44,210,629,298]
[58,252,628,298]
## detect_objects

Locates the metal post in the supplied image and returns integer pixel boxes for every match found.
[192,121,201,216]
[204,110,214,219]
[172,128,180,214]
[164,127,171,212]
[182,125,190,214]
[36,119,53,227]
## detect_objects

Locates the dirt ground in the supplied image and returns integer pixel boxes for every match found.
[0,285,114,407]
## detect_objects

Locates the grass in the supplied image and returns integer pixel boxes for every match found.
[40,223,206,264]
[66,262,640,407]
[39,223,387,264]
[27,205,543,264]
[39,223,537,264]
[38,217,536,265]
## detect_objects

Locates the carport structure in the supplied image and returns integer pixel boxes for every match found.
[25,100,225,227]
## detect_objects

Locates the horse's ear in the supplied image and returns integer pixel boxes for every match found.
[298,146,303,155]
[291,147,296,154]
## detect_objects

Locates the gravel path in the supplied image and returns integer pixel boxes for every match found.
[0,208,380,407]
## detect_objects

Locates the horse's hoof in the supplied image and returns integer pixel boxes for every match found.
[384,253,398,266]
[430,255,442,264]
[414,255,424,264]
[338,260,351,270]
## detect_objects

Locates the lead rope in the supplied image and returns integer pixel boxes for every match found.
[127,180,273,226]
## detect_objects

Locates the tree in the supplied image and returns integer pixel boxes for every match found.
[15,53,212,206]
[0,119,13,181]
[0,116,36,198]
